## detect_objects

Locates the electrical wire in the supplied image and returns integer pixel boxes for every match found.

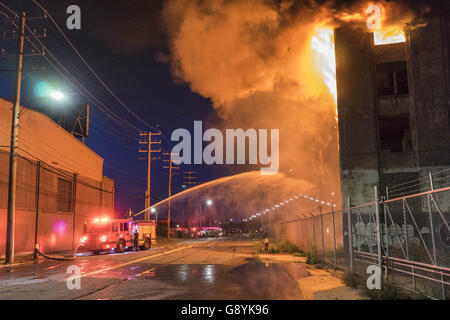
[1,2,175,158]
[31,0,161,133]
[0,3,147,135]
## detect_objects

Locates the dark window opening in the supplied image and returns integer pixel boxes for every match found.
[57,178,73,212]
[376,61,409,96]
[379,115,411,153]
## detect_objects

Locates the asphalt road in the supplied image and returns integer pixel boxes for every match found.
[0,238,303,300]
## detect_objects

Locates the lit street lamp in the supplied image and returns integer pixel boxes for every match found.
[50,90,65,101]
[150,207,157,225]
[199,199,213,228]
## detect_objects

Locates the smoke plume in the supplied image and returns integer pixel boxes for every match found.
[160,0,424,217]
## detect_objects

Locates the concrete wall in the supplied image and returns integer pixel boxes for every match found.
[335,6,450,206]
[335,26,380,205]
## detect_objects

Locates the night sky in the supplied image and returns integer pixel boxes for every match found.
[0,0,231,217]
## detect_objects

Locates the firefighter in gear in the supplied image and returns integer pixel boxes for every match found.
[264,238,269,252]
[132,225,139,251]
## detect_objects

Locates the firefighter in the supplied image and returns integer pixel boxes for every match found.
[264,238,269,252]
[132,225,139,251]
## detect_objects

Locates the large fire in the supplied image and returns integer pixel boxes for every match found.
[311,27,337,105]
[161,0,416,210]
[310,4,408,105]
[374,28,406,45]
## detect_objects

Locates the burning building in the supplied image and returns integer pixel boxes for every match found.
[335,2,450,205]
[0,98,114,255]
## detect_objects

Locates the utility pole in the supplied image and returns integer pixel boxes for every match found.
[163,152,179,240]
[5,12,25,264]
[183,171,198,228]
[139,132,161,220]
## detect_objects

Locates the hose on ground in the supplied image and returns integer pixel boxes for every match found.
[35,244,80,261]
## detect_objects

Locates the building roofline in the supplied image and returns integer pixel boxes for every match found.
[0,96,104,162]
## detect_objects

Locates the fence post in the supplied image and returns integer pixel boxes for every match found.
[427,172,437,265]
[374,186,383,280]
[310,213,316,251]
[332,205,337,267]
[72,173,77,251]
[33,161,41,260]
[302,214,309,251]
[320,207,325,259]
[428,172,445,298]
[382,200,389,279]
[347,196,353,271]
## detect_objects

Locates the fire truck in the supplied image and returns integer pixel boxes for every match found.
[79,217,156,254]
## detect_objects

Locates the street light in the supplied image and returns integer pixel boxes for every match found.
[50,90,65,101]
[150,207,157,225]
[200,199,213,228]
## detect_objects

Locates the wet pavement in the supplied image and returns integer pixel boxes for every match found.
[0,239,303,300]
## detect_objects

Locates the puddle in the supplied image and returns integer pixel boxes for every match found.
[120,262,303,300]
[283,262,311,281]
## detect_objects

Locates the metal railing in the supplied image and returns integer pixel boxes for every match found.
[272,172,450,299]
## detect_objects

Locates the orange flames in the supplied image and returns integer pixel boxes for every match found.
[161,0,416,208]
[311,27,337,105]
[310,3,408,107]
[374,28,406,45]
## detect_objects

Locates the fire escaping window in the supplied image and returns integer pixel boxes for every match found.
[376,62,409,96]
[379,115,411,153]
[57,178,73,212]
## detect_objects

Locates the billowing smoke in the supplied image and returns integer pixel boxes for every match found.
[159,0,424,218]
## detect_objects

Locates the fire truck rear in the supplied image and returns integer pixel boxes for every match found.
[79,217,155,253]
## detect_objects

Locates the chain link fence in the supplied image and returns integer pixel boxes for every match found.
[272,176,450,299]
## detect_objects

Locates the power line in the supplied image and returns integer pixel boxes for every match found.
[103,162,147,182]
[1,2,177,173]
[0,3,147,135]
[31,0,160,133]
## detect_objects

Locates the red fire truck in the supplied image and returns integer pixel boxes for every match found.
[79,217,156,254]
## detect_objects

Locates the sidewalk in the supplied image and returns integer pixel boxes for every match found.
[256,253,366,300]
[0,252,35,267]
[294,264,367,300]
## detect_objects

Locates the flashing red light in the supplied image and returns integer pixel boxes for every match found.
[93,217,110,223]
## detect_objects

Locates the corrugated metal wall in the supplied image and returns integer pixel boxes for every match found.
[0,150,114,255]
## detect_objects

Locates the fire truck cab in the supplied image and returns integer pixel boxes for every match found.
[80,217,155,254]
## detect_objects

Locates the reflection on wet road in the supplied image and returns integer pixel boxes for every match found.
[0,240,303,300]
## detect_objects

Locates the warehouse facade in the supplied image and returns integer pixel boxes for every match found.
[0,97,114,255]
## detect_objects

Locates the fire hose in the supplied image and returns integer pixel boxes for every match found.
[34,244,80,261]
